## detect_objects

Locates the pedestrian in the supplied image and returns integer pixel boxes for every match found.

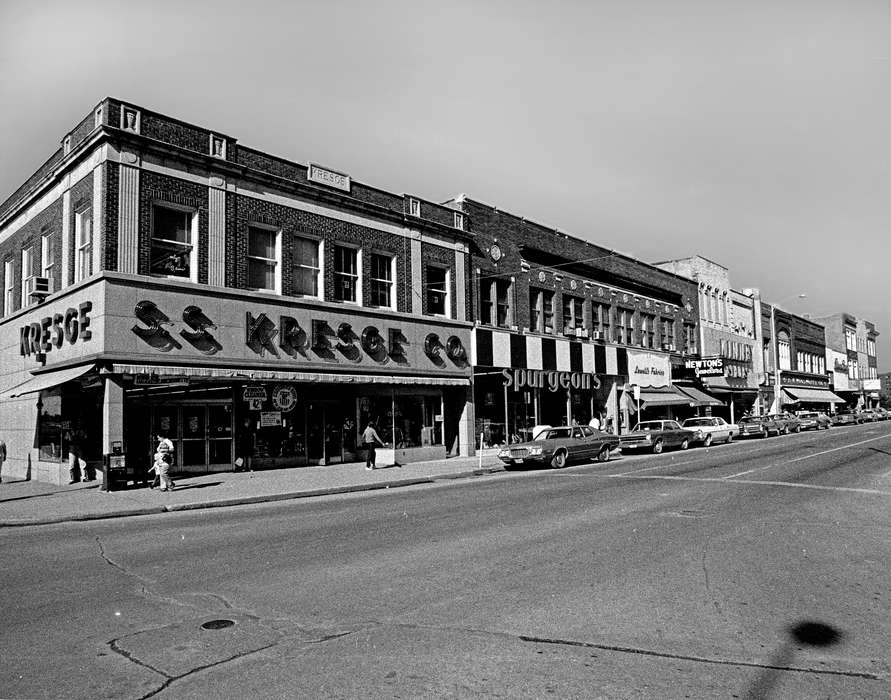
[149,433,175,489]
[149,445,174,492]
[361,421,385,470]
[235,417,254,473]
[66,428,84,484]
[588,414,601,430]
[0,436,6,484]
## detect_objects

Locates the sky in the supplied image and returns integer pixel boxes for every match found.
[1,0,890,366]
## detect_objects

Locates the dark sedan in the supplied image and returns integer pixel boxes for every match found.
[768,413,802,434]
[833,411,862,426]
[619,420,697,454]
[795,411,832,430]
[738,415,782,438]
[498,425,620,469]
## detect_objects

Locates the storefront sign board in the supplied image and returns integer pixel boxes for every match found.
[684,357,725,377]
[626,350,670,387]
[260,411,282,427]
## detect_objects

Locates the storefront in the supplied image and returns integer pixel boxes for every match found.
[0,274,474,484]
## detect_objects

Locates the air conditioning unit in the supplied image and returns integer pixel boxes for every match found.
[575,327,588,338]
[26,276,52,300]
[591,330,604,341]
[662,343,676,352]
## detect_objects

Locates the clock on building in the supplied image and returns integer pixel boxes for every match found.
[489,244,502,262]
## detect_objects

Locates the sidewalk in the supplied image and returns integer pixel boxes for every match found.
[0,453,506,527]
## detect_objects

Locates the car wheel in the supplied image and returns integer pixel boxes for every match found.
[653,439,664,454]
[596,445,610,463]
[680,438,689,450]
[794,425,801,433]
[703,434,713,448]
[550,451,567,469]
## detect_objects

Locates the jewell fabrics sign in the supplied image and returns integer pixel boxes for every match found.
[626,349,670,388]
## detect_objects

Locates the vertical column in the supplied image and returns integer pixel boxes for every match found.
[208,179,226,286]
[459,386,474,457]
[454,247,466,321]
[61,190,71,288]
[410,233,422,315]
[93,165,106,274]
[117,154,140,273]
[102,376,124,459]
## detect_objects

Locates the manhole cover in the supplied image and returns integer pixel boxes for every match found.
[789,621,841,647]
[201,619,235,631]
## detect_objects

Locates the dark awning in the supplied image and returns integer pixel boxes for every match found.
[701,376,759,394]
[638,386,693,408]
[675,385,724,407]
[782,387,846,404]
[1,365,95,398]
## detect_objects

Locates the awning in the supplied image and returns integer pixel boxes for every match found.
[1,364,95,398]
[701,376,759,394]
[782,387,846,404]
[638,386,693,408]
[675,385,724,407]
[112,364,470,386]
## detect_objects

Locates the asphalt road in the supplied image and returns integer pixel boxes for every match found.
[2,422,890,699]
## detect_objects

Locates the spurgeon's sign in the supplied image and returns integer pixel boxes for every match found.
[502,368,600,392]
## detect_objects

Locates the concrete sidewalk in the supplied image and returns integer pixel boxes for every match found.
[0,453,506,527]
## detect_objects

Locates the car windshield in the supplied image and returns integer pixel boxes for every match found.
[683,419,713,427]
[633,423,660,432]
[740,417,761,424]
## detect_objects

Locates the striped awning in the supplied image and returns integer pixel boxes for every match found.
[112,364,470,386]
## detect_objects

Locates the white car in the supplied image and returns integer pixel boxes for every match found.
[681,416,738,446]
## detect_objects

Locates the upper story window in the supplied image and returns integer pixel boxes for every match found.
[562,295,584,333]
[369,253,395,309]
[660,317,675,348]
[867,339,876,357]
[426,265,449,316]
[333,244,359,303]
[848,358,859,380]
[20,246,34,306]
[292,236,321,298]
[453,212,465,230]
[530,288,554,333]
[639,313,656,348]
[409,198,420,217]
[247,226,280,293]
[592,302,611,338]
[845,328,857,351]
[684,323,697,354]
[151,205,195,280]
[615,308,633,344]
[777,330,791,370]
[3,259,14,315]
[41,232,55,280]
[74,206,93,283]
[481,278,511,327]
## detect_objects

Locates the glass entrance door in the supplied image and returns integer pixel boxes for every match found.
[306,402,344,465]
[150,403,233,471]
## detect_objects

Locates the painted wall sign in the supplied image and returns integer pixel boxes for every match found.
[20,301,93,364]
[307,163,350,192]
[684,357,725,377]
[626,349,670,387]
[502,368,600,392]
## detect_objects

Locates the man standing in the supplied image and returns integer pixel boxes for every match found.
[361,421,385,470]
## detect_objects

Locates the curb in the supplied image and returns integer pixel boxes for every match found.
[0,465,506,527]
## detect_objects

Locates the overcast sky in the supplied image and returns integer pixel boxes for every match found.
[2,0,890,366]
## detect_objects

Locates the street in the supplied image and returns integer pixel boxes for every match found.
[1,422,890,699]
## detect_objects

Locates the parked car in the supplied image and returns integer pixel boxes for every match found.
[738,415,782,438]
[620,420,697,454]
[511,425,552,444]
[768,413,802,434]
[498,425,620,469]
[795,411,832,430]
[681,416,738,446]
[858,409,880,423]
[833,410,862,426]
[874,408,891,420]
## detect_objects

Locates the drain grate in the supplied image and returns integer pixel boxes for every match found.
[201,619,235,631]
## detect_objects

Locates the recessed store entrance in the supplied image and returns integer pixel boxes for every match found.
[149,403,234,471]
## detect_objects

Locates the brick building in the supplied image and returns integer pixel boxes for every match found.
[0,99,475,485]
[813,312,881,409]
[441,196,701,441]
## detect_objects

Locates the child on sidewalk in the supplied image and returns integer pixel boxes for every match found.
[148,448,174,492]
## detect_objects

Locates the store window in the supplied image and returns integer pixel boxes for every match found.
[481,278,511,327]
[247,226,280,292]
[37,386,101,463]
[74,205,93,283]
[530,288,554,333]
[358,394,442,448]
[562,295,584,333]
[333,244,358,302]
[292,236,321,297]
[426,265,449,316]
[151,205,195,279]
[369,253,394,309]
